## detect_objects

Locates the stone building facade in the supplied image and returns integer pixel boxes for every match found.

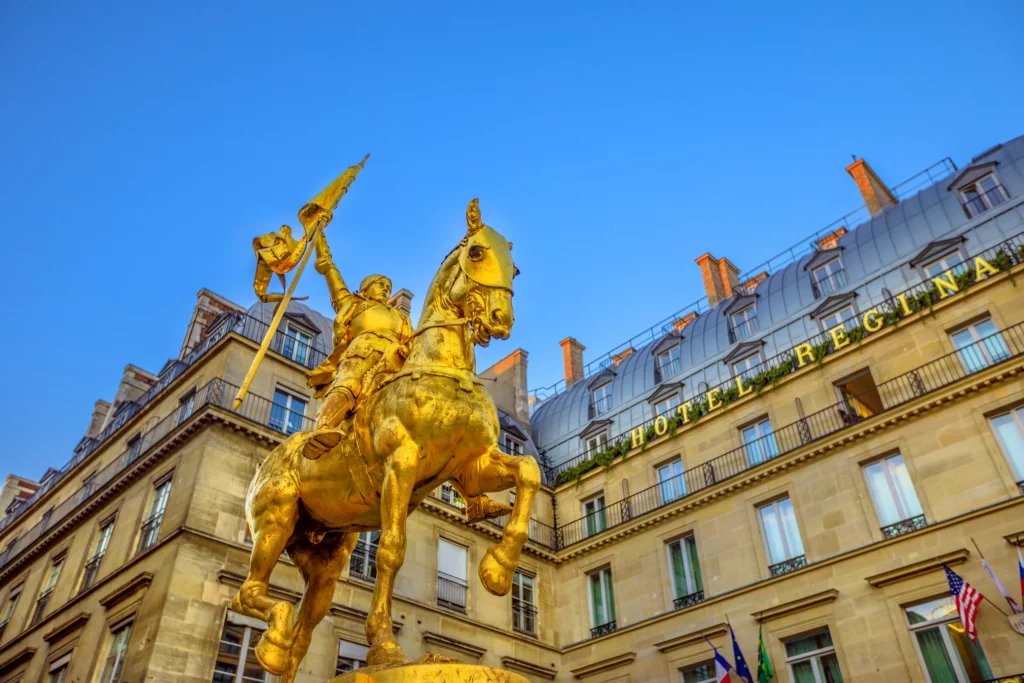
[1,136,1024,683]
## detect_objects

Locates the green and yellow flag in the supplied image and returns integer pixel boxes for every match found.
[757,623,774,683]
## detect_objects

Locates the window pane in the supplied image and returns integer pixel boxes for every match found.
[603,570,616,622]
[437,540,467,581]
[946,622,993,681]
[785,629,834,656]
[790,660,817,683]
[669,541,688,597]
[864,461,901,525]
[778,498,804,557]
[886,456,923,519]
[991,412,1024,479]
[759,504,786,564]
[685,536,703,592]
[683,663,714,683]
[906,597,957,625]
[589,572,605,625]
[914,627,959,683]
[820,653,844,683]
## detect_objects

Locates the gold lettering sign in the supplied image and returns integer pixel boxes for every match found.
[707,388,722,411]
[654,415,669,436]
[932,270,959,299]
[975,256,999,281]
[677,401,692,424]
[630,426,646,449]
[736,375,753,397]
[795,343,815,368]
[829,323,850,350]
[863,308,883,332]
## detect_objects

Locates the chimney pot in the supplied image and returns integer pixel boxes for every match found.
[696,253,742,306]
[845,159,897,216]
[388,288,415,317]
[560,337,586,387]
[815,227,848,251]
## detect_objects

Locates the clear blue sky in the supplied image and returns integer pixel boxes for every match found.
[2,2,1022,481]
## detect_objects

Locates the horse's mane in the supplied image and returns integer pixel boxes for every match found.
[418,237,467,328]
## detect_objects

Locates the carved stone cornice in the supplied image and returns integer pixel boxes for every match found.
[501,656,557,680]
[753,589,839,622]
[43,611,91,643]
[0,646,36,674]
[654,623,728,653]
[421,631,486,658]
[98,572,153,607]
[865,549,969,588]
[570,652,636,679]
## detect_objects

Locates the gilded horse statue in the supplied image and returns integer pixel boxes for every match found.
[231,199,537,683]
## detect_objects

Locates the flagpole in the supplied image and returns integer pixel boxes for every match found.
[971,537,1013,616]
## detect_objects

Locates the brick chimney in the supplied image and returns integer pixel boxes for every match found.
[695,254,742,306]
[86,400,111,439]
[740,270,768,293]
[611,347,634,366]
[479,348,531,428]
[179,289,246,358]
[815,226,848,251]
[846,159,897,216]
[672,311,699,333]
[388,288,415,317]
[560,337,586,387]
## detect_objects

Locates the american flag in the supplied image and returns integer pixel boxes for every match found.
[944,565,984,642]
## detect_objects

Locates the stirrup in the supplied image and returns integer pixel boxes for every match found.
[302,429,344,460]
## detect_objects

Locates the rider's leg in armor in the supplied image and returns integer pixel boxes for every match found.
[302,356,369,459]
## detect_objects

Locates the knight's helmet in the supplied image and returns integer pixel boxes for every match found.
[359,274,392,297]
[459,199,518,291]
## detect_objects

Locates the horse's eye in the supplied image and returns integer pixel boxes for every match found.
[468,245,486,261]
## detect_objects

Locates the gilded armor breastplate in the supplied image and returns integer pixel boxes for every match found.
[334,301,406,347]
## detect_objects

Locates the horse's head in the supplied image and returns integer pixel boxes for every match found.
[454,199,518,346]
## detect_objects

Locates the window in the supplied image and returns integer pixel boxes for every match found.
[586,433,608,456]
[176,389,196,426]
[80,520,115,593]
[958,173,1008,218]
[732,353,762,381]
[922,252,968,279]
[282,324,313,365]
[950,318,1010,374]
[0,584,22,640]
[502,432,523,456]
[758,497,805,573]
[438,482,466,509]
[655,394,681,418]
[819,306,856,332]
[437,539,468,613]
[47,654,72,683]
[863,454,924,536]
[657,346,681,379]
[269,388,307,435]
[592,383,612,415]
[834,369,883,420]
[741,418,779,466]
[512,570,536,635]
[212,619,270,683]
[126,434,143,462]
[812,259,846,297]
[784,629,844,683]
[40,507,54,533]
[730,306,757,342]
[32,554,64,625]
[681,662,715,683]
[657,459,685,503]
[137,478,172,555]
[583,495,607,537]
[587,566,616,634]
[905,597,993,683]
[990,407,1024,483]
[349,531,379,582]
[667,535,702,605]
[336,639,369,676]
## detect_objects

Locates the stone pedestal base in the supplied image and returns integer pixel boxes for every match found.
[330,663,529,683]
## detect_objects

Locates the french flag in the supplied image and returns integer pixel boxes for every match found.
[1018,546,1024,608]
[715,649,733,683]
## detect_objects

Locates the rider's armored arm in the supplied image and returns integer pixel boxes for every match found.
[314,232,350,312]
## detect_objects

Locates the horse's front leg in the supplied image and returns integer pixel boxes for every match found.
[452,448,541,596]
[365,438,418,666]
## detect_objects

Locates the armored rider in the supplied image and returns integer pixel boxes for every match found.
[301,231,413,459]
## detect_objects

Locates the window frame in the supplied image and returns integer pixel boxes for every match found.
[949,317,1010,373]
[212,617,271,683]
[657,346,681,379]
[757,496,805,566]
[501,432,524,456]
[811,258,845,296]
[921,251,968,279]
[585,432,608,456]
[654,394,681,418]
[656,458,685,503]
[32,552,66,625]
[732,352,762,381]
[591,383,613,415]
[989,406,1024,483]
[136,476,172,555]
[783,628,843,683]
[680,660,716,683]
[336,638,369,676]
[586,565,616,629]
[80,518,116,594]
[904,596,993,683]
[666,534,702,600]
[583,494,607,537]
[282,322,314,366]
[349,531,379,583]
[511,569,537,636]
[861,453,924,528]
[730,305,757,341]
[175,388,196,426]
[958,172,1009,218]
[0,582,24,640]
[819,305,856,332]
[741,418,779,466]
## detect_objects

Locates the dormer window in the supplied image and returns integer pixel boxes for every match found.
[959,173,1008,218]
[729,306,757,342]
[655,395,680,418]
[586,433,608,456]
[811,258,846,298]
[591,383,612,416]
[820,305,856,332]
[283,323,314,365]
[657,346,681,380]
[732,352,762,381]
[922,252,967,279]
[501,432,524,456]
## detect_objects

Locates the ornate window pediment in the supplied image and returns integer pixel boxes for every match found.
[722,340,765,366]
[809,292,858,320]
[908,236,967,269]
[282,313,320,335]
[586,368,615,391]
[946,161,999,192]
[722,293,758,316]
[579,418,613,441]
[803,246,843,272]
[648,381,684,405]
[650,333,682,358]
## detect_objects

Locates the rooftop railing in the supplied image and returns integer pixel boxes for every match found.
[543,230,1024,485]
[552,319,1024,549]
[529,157,957,401]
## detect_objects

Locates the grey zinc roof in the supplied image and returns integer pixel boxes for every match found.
[530,134,1024,466]
[246,300,336,356]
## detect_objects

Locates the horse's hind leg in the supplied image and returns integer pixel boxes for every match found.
[230,470,300,676]
[366,438,418,666]
[451,449,541,596]
[281,532,359,683]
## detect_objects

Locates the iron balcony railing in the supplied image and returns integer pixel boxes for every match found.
[79,553,104,593]
[436,572,467,613]
[426,487,557,550]
[673,590,704,610]
[960,183,1010,219]
[881,514,928,539]
[590,621,617,638]
[0,310,325,537]
[552,321,1024,549]
[349,541,377,583]
[544,230,1024,484]
[528,157,958,401]
[31,588,53,626]
[512,598,537,636]
[135,513,164,555]
[811,267,848,299]
[727,315,758,344]
[769,555,807,577]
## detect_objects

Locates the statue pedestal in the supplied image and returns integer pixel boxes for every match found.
[330,663,529,683]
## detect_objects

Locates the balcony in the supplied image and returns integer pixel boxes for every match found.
[512,599,537,636]
[673,590,704,610]
[590,621,616,638]
[436,572,467,613]
[881,514,928,539]
[769,555,807,577]
[79,553,104,593]
[135,513,163,555]
[349,541,376,583]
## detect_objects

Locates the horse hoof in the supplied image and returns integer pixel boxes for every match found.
[367,640,407,667]
[478,547,513,596]
[255,634,290,676]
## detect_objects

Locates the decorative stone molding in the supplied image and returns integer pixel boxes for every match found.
[654,623,728,653]
[421,631,486,659]
[865,549,970,588]
[571,652,636,679]
[42,611,91,643]
[753,589,839,622]
[500,656,557,680]
[0,646,36,674]
[99,572,153,608]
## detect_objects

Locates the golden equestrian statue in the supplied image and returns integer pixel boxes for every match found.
[231,160,536,683]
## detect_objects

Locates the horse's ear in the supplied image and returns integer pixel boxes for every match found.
[466,198,483,235]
